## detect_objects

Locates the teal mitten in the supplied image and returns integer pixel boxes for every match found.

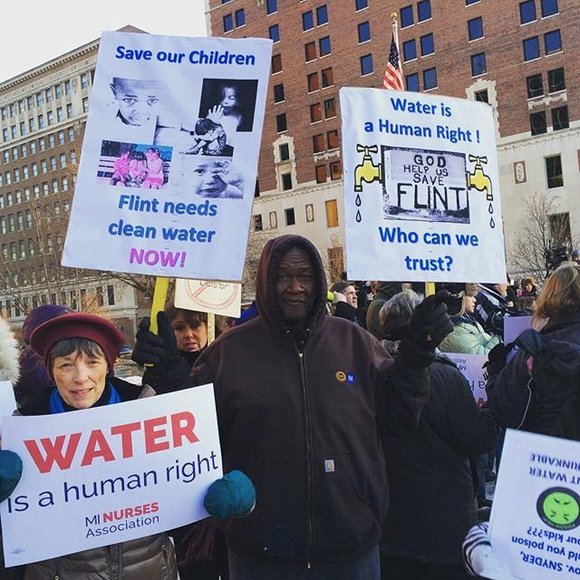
[204,470,256,519]
[0,450,23,502]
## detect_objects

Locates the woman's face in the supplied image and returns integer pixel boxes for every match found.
[191,161,229,197]
[220,87,238,111]
[172,312,208,352]
[464,295,477,315]
[52,349,108,409]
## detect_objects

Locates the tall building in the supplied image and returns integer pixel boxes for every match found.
[0,25,149,339]
[206,0,579,280]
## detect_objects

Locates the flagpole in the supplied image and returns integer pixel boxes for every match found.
[391,13,402,78]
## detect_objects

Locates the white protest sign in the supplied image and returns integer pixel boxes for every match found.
[1,386,222,567]
[504,315,533,345]
[62,31,272,281]
[490,429,580,579]
[340,88,506,283]
[444,353,487,405]
[175,278,242,318]
[0,380,17,434]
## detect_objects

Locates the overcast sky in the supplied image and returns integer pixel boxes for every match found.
[0,1,208,82]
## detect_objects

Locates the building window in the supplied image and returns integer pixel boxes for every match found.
[417,0,431,21]
[281,173,293,191]
[235,8,245,27]
[423,67,437,89]
[544,30,561,54]
[420,33,434,55]
[526,74,543,98]
[317,5,329,25]
[519,0,537,24]
[530,111,547,135]
[325,200,339,227]
[316,165,327,183]
[331,161,342,180]
[254,214,263,232]
[272,54,283,73]
[403,39,417,62]
[466,0,480,4]
[327,129,339,150]
[80,72,89,89]
[107,285,115,306]
[406,73,420,91]
[400,5,414,27]
[278,143,290,161]
[551,106,569,131]
[273,83,285,103]
[269,212,278,229]
[319,36,331,56]
[313,134,325,153]
[276,113,287,132]
[307,72,320,91]
[548,68,565,92]
[541,0,558,17]
[269,24,280,42]
[310,103,323,123]
[302,10,314,30]
[285,208,296,226]
[266,0,277,14]
[545,155,563,188]
[355,0,368,9]
[324,98,336,118]
[471,52,487,76]
[305,41,317,62]
[358,21,371,43]
[360,54,373,75]
[223,14,233,32]
[321,67,334,87]
[523,37,540,61]
[468,17,484,40]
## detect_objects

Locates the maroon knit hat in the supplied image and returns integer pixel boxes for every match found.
[30,313,125,372]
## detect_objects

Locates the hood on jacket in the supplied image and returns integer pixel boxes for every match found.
[0,317,20,383]
[255,235,328,334]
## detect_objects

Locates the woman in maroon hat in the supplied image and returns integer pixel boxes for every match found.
[0,311,255,580]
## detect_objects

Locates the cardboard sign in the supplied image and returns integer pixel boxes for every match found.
[175,278,241,318]
[1,386,222,567]
[62,31,272,281]
[340,88,506,283]
[490,429,580,579]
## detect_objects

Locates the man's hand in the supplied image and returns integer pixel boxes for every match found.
[398,291,453,365]
[132,312,180,373]
[204,470,256,519]
[0,450,22,502]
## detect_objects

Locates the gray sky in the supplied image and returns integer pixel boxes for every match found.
[0,1,208,82]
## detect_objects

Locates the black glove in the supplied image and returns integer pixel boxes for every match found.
[398,291,454,365]
[132,312,180,373]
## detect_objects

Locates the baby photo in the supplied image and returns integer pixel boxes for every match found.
[183,156,244,200]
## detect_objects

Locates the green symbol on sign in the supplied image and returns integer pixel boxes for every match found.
[537,487,580,531]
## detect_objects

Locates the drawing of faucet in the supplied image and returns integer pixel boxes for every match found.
[354,144,382,192]
[467,155,493,201]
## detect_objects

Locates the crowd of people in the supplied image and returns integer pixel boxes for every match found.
[0,234,579,579]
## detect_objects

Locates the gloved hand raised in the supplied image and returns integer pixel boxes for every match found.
[0,449,23,503]
[204,470,256,519]
[398,290,454,365]
[463,522,517,579]
[132,312,180,373]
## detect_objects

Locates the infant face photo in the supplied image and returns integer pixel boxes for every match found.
[186,157,244,199]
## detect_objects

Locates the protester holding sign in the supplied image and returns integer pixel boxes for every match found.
[0,312,255,578]
[378,290,498,580]
[132,234,454,579]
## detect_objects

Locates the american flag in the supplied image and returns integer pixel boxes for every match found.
[383,35,404,91]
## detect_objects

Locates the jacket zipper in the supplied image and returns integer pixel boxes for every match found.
[297,344,314,570]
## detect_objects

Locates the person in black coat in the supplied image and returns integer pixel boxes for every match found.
[378,291,499,580]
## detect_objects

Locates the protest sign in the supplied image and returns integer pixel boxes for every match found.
[444,353,487,405]
[1,386,221,567]
[62,31,272,281]
[490,429,580,579]
[175,278,242,318]
[340,88,506,283]
[504,315,533,345]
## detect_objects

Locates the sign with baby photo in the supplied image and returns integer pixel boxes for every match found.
[340,88,506,283]
[62,31,272,281]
